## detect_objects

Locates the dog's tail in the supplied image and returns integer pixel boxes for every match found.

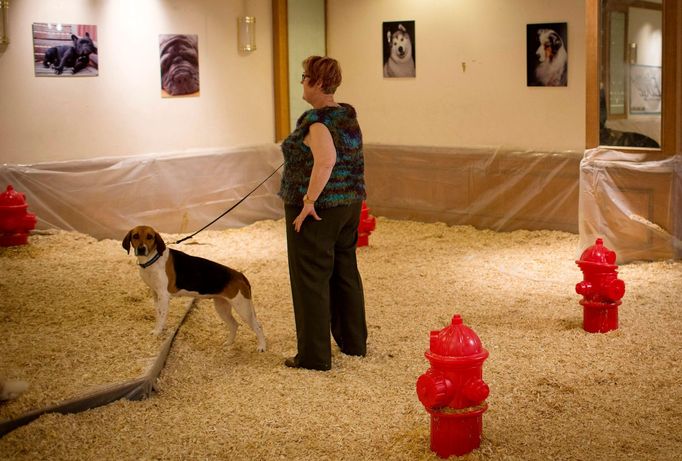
[0,379,29,401]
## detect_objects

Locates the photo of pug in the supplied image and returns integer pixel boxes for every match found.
[159,34,200,97]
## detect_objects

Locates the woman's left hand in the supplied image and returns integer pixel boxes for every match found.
[293,203,321,232]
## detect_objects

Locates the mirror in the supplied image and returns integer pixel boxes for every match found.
[271,0,326,141]
[287,0,326,133]
[599,0,662,149]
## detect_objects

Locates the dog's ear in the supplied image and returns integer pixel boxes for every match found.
[122,230,132,254]
[71,34,78,43]
[398,24,406,33]
[155,232,167,255]
[85,32,91,38]
[549,32,563,51]
[387,30,391,45]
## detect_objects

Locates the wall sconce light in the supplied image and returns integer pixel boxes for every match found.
[237,16,256,53]
[628,42,637,65]
[0,0,9,45]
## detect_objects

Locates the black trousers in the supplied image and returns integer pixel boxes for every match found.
[285,201,367,370]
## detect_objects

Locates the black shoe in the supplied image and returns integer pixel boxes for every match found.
[340,348,366,357]
[284,356,331,371]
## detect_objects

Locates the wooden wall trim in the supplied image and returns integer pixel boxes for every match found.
[675,0,681,259]
[272,0,289,142]
[324,0,329,56]
[585,0,600,149]
[662,0,679,155]
[587,0,679,156]
[364,144,582,233]
[676,0,682,155]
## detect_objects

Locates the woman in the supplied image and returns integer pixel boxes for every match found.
[279,56,367,371]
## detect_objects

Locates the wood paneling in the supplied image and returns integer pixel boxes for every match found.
[587,0,680,155]
[272,0,290,142]
[364,145,581,233]
[580,155,679,262]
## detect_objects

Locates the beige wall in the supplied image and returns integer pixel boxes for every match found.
[0,0,597,164]
[0,0,274,164]
[327,0,587,152]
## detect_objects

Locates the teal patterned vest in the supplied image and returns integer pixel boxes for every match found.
[279,103,366,208]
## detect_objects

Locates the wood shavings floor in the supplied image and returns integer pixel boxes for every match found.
[1,218,681,460]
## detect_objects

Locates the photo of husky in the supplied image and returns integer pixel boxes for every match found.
[382,21,416,78]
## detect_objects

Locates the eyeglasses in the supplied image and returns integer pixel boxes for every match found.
[301,73,310,83]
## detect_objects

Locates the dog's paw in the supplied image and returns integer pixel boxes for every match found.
[256,341,267,353]
[0,379,29,401]
[223,325,238,347]
[151,328,163,336]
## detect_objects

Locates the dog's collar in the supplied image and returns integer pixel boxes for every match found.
[139,251,162,268]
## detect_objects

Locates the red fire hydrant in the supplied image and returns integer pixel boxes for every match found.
[575,238,626,333]
[357,201,376,247]
[416,314,489,458]
[0,185,37,246]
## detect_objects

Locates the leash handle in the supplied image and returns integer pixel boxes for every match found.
[174,162,283,244]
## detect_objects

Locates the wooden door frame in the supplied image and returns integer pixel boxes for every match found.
[272,0,290,142]
[601,5,629,120]
[586,0,679,155]
[272,0,328,142]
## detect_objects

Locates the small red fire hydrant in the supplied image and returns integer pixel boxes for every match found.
[0,185,37,247]
[416,314,490,458]
[575,238,626,333]
[357,201,376,247]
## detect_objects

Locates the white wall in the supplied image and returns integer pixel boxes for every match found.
[327,0,587,152]
[629,7,662,67]
[1,0,591,165]
[0,0,274,164]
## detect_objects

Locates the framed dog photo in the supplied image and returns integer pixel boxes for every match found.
[382,20,416,78]
[32,23,98,77]
[526,22,567,87]
[159,34,200,98]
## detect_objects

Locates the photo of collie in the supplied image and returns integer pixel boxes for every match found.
[527,22,567,87]
[382,21,416,78]
[159,34,200,97]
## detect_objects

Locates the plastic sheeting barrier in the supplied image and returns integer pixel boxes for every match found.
[2,143,678,262]
[579,148,681,263]
[363,144,582,233]
[0,145,285,240]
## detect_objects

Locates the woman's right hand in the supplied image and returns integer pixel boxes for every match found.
[292,203,321,232]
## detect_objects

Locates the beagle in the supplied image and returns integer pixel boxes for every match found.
[122,225,266,352]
